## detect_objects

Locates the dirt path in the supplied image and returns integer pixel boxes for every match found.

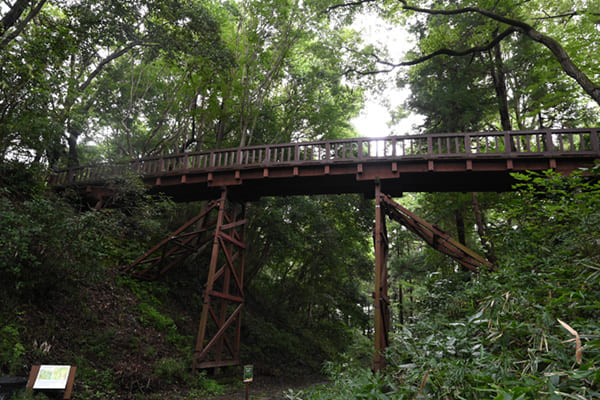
[208,374,327,400]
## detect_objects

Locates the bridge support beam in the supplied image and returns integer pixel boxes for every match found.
[122,190,247,371]
[373,183,390,372]
[371,187,497,372]
[194,189,247,370]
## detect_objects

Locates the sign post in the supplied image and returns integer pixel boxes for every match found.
[243,365,253,400]
[27,365,77,399]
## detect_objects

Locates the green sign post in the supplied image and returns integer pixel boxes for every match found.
[243,365,254,383]
[243,365,253,400]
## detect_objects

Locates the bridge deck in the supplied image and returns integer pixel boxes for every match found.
[51,129,600,201]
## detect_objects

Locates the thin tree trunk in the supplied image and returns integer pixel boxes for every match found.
[67,131,80,167]
[398,281,404,325]
[489,41,512,131]
[472,192,497,265]
[455,209,466,245]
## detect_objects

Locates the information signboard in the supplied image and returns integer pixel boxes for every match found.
[243,365,254,383]
[32,365,71,389]
[27,365,77,399]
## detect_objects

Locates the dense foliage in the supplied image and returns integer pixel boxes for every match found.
[1,0,600,399]
[289,166,600,399]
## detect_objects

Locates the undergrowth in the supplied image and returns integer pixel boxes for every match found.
[288,169,600,399]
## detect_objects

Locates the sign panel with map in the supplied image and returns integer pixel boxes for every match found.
[32,365,71,389]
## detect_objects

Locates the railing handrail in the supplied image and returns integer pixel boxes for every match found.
[50,128,600,185]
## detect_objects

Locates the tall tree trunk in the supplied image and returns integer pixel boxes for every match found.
[455,209,466,245]
[398,281,404,325]
[489,41,512,131]
[67,130,80,168]
[472,192,497,265]
[215,98,227,148]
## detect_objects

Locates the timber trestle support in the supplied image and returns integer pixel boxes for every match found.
[124,182,494,373]
[372,185,496,372]
[123,189,247,371]
[193,189,247,370]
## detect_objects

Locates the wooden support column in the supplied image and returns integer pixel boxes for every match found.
[193,188,247,371]
[373,182,390,372]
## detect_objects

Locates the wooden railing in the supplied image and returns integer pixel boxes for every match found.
[50,128,600,185]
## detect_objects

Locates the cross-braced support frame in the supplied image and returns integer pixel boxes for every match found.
[122,202,219,280]
[193,189,247,370]
[123,189,247,370]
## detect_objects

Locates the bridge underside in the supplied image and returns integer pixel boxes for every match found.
[123,184,497,373]
[144,157,590,202]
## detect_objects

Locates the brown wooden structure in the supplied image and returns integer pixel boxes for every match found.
[121,192,247,370]
[52,129,600,201]
[51,129,600,372]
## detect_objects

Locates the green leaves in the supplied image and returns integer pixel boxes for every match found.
[243,195,374,368]
[394,0,600,131]
[298,166,600,399]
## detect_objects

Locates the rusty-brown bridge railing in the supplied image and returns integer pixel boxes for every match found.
[50,128,600,186]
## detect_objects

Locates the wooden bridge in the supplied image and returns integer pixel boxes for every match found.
[51,128,600,202]
[51,128,600,372]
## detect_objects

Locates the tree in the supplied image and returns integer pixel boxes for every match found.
[403,54,497,132]
[216,0,367,148]
[0,0,228,166]
[328,0,600,108]
[91,6,232,160]
[399,8,598,131]
[87,0,368,161]
[243,194,374,366]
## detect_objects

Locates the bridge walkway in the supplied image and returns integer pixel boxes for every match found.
[51,129,599,203]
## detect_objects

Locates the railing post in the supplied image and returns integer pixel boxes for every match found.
[504,132,513,155]
[234,149,239,166]
[357,139,364,159]
[590,129,600,153]
[545,130,554,153]
[427,136,433,156]
[464,134,471,155]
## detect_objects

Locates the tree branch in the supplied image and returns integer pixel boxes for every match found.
[393,27,517,66]
[344,27,517,76]
[396,0,600,105]
[326,0,376,12]
[398,1,531,29]
[0,0,47,50]
[78,42,141,92]
[0,0,29,36]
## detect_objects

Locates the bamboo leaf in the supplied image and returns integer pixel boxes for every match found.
[557,319,583,364]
